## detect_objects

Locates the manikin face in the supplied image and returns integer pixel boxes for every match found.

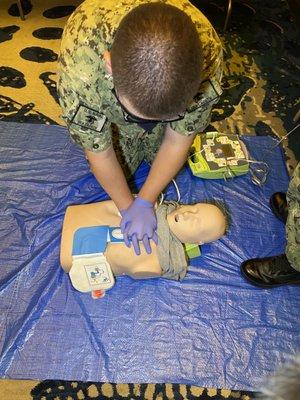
[167,203,226,244]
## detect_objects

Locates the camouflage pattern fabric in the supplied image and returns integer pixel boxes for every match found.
[1,0,298,173]
[57,0,223,174]
[286,162,300,271]
[0,1,296,398]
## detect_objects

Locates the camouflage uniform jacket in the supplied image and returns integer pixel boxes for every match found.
[57,0,223,173]
[286,162,300,271]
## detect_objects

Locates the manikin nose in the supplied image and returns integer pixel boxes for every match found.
[175,210,197,222]
[180,212,191,221]
[183,209,197,217]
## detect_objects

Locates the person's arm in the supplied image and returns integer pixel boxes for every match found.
[139,124,196,203]
[85,146,133,211]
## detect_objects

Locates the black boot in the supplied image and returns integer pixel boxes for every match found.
[269,192,288,223]
[241,254,300,288]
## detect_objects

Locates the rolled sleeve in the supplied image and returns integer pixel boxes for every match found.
[68,120,112,152]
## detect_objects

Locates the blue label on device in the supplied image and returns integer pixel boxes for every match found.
[72,226,109,255]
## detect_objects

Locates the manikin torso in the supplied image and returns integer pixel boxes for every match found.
[60,199,226,280]
[60,200,162,279]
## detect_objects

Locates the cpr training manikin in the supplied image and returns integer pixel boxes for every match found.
[60,200,227,298]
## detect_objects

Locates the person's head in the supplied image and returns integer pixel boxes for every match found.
[109,2,202,120]
[167,203,227,244]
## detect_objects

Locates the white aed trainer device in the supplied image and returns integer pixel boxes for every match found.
[70,226,116,294]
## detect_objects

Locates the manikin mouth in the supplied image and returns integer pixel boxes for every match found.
[174,214,179,222]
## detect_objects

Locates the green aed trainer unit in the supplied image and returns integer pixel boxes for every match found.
[188,132,250,180]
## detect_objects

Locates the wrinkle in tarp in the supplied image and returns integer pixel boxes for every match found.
[0,122,299,390]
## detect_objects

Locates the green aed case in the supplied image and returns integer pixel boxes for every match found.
[188,132,250,180]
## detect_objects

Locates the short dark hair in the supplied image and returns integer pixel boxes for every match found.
[111,2,202,119]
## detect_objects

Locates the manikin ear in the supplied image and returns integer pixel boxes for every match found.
[103,50,112,75]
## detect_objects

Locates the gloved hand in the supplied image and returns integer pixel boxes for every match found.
[120,197,158,255]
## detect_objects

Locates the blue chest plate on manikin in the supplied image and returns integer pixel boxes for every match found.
[72,226,125,256]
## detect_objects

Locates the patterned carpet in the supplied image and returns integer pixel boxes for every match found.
[1,380,254,400]
[0,0,299,399]
[0,0,299,170]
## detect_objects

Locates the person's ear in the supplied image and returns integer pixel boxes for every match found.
[103,50,112,75]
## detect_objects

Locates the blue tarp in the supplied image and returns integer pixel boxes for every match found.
[0,121,299,390]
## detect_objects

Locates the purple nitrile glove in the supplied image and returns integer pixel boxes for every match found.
[120,197,158,255]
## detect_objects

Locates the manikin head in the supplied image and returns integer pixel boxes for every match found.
[105,2,202,121]
[167,203,227,244]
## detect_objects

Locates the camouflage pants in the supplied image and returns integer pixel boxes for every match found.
[286,162,300,271]
[111,123,166,178]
